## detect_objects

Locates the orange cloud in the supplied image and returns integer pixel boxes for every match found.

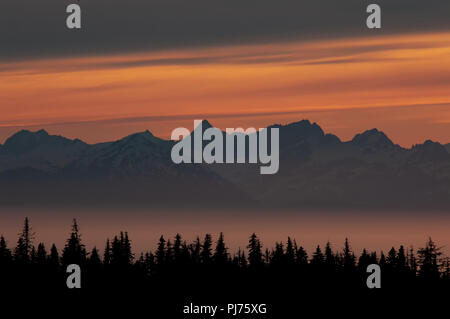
[1,32,449,146]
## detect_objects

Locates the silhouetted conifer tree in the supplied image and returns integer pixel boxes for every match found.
[49,244,59,267]
[89,247,101,266]
[111,232,133,266]
[213,232,228,265]
[325,241,335,268]
[190,237,201,264]
[418,237,442,280]
[311,245,324,265]
[343,238,355,270]
[156,235,166,266]
[14,217,34,263]
[180,241,190,265]
[239,249,247,268]
[36,243,47,265]
[173,234,182,262]
[62,219,86,265]
[442,257,450,281]
[111,235,121,251]
[123,232,133,264]
[166,240,173,264]
[286,237,295,265]
[296,246,308,266]
[387,247,397,270]
[247,233,263,268]
[271,242,285,266]
[201,234,213,264]
[379,252,386,269]
[408,246,417,276]
[0,236,12,264]
[358,249,370,272]
[104,239,111,265]
[264,248,271,264]
[397,246,407,272]
[30,246,37,264]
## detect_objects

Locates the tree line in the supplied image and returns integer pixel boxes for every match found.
[1,217,449,290]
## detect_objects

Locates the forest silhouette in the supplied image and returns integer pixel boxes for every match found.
[1,217,449,315]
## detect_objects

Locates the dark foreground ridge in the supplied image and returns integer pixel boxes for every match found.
[1,218,449,316]
[0,119,450,210]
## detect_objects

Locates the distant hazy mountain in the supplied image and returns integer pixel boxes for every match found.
[0,129,88,173]
[0,120,449,211]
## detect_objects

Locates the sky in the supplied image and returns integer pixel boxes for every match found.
[1,0,450,147]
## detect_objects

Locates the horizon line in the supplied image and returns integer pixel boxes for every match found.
[1,116,449,149]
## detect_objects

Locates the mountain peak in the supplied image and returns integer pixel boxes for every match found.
[190,120,215,137]
[4,129,50,153]
[36,129,49,136]
[2,129,83,155]
[120,130,165,145]
[352,129,395,149]
[410,140,449,162]
[197,119,213,130]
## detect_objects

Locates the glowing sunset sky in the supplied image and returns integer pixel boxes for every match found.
[1,0,450,146]
[1,32,450,146]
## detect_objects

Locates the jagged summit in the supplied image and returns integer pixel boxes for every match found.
[270,119,341,148]
[410,140,450,162]
[118,130,165,146]
[6,129,49,141]
[191,119,214,132]
[200,119,213,129]
[351,128,395,149]
[271,119,320,134]
[2,129,84,155]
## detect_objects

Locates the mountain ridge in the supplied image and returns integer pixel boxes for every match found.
[0,119,449,210]
[1,120,447,152]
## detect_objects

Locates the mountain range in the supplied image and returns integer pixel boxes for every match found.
[0,120,449,211]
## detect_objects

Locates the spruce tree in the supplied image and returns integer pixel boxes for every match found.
[14,217,34,263]
[201,234,213,264]
[104,239,111,265]
[358,248,370,272]
[89,247,101,266]
[213,232,228,265]
[324,241,335,268]
[397,245,407,272]
[0,236,12,264]
[418,237,442,280]
[156,235,166,266]
[343,238,355,270]
[36,243,47,265]
[286,237,295,265]
[296,246,308,266]
[387,247,397,270]
[49,244,60,267]
[247,233,263,268]
[173,234,182,262]
[312,245,324,265]
[190,237,201,265]
[62,219,87,265]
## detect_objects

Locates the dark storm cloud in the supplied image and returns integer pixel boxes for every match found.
[0,0,449,61]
